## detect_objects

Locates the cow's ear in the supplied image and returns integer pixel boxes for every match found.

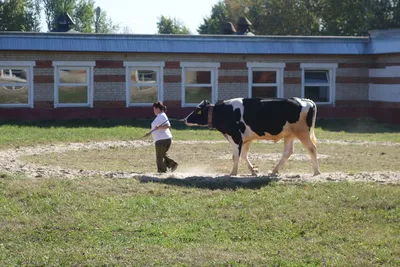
[203,100,210,106]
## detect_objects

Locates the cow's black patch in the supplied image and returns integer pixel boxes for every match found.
[212,102,244,154]
[238,122,246,134]
[234,108,241,122]
[185,100,210,126]
[306,104,315,129]
[242,98,302,136]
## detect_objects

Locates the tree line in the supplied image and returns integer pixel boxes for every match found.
[198,0,400,36]
[0,0,121,33]
[1,0,400,35]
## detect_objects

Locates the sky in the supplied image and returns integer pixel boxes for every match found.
[40,0,220,34]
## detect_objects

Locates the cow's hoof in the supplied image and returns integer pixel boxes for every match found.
[313,171,321,176]
[251,168,259,176]
[270,171,279,177]
[230,172,237,176]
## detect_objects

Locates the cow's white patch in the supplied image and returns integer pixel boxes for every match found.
[293,97,307,107]
[293,97,314,114]
[226,98,258,140]
[226,98,244,108]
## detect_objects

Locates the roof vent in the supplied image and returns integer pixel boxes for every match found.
[223,22,237,35]
[237,17,254,36]
[52,13,76,32]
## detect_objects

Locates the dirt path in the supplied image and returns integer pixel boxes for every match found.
[0,140,399,184]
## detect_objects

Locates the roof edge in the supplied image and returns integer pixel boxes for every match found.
[0,31,370,42]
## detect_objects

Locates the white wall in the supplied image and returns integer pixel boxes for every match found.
[369,66,400,102]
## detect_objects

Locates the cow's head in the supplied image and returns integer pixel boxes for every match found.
[184,100,210,126]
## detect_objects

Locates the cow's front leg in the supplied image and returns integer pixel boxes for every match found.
[241,140,258,176]
[230,153,239,176]
[225,133,243,176]
[229,142,242,176]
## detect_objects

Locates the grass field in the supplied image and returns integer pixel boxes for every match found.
[1,176,400,266]
[0,117,399,149]
[0,118,400,266]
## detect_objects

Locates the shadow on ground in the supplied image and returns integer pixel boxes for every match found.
[138,174,279,190]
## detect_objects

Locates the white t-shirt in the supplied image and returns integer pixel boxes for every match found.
[151,112,172,142]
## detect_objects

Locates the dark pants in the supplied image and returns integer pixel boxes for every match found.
[155,138,177,173]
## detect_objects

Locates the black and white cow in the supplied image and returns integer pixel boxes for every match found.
[184,97,321,176]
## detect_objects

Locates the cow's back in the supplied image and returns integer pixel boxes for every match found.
[241,98,303,136]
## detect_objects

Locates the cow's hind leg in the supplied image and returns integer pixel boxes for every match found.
[298,133,321,176]
[241,140,258,176]
[272,136,294,175]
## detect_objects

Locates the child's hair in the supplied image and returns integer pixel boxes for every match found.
[152,101,167,112]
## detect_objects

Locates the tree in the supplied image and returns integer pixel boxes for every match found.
[41,0,120,33]
[198,0,400,36]
[198,1,229,34]
[95,9,120,33]
[0,0,41,31]
[42,0,75,31]
[73,0,95,33]
[319,0,399,36]
[223,0,321,35]
[121,25,134,34]
[156,15,190,34]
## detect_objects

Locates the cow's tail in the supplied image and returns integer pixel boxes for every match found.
[303,98,317,146]
[309,101,317,147]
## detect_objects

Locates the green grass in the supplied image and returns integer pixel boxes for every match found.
[0,118,399,149]
[1,118,400,265]
[0,176,399,266]
[316,118,400,142]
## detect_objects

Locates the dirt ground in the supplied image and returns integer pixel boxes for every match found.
[1,140,399,184]
[0,140,400,184]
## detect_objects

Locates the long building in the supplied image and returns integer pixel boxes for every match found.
[1,26,399,123]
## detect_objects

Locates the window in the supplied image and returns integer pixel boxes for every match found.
[0,61,35,107]
[180,62,220,107]
[53,61,95,107]
[124,62,164,106]
[247,63,285,98]
[301,63,338,104]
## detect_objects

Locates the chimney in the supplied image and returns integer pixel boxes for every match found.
[237,17,253,35]
[223,22,237,35]
[52,13,76,32]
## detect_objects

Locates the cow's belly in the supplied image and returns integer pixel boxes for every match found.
[244,131,290,143]
[242,122,293,143]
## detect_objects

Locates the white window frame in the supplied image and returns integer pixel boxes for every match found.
[123,61,165,107]
[247,63,285,98]
[0,61,35,108]
[301,63,338,105]
[53,61,95,108]
[180,62,220,107]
